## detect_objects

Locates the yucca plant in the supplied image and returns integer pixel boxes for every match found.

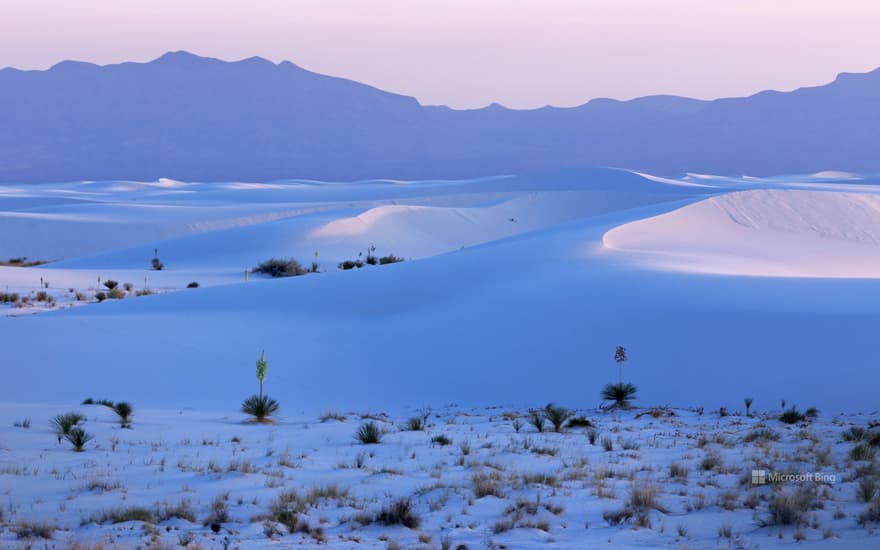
[65,427,94,452]
[544,403,573,433]
[601,382,638,409]
[50,412,85,442]
[113,402,133,428]
[355,421,382,444]
[241,395,280,422]
[529,410,545,433]
[242,350,280,422]
[744,397,753,417]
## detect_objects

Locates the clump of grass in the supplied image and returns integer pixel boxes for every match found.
[850,443,876,461]
[13,418,31,428]
[88,506,154,524]
[780,406,806,424]
[113,401,133,428]
[743,428,780,443]
[431,434,452,446]
[0,292,20,303]
[242,395,280,422]
[567,416,593,429]
[253,257,306,277]
[64,427,93,452]
[375,497,420,528]
[13,521,56,539]
[669,461,689,480]
[151,257,164,271]
[403,415,427,431]
[134,289,154,297]
[764,487,814,527]
[49,412,85,441]
[843,426,866,442]
[204,493,230,526]
[378,254,405,265]
[107,287,125,299]
[320,410,347,422]
[544,403,572,432]
[186,281,199,288]
[700,453,722,472]
[94,291,107,302]
[355,421,382,444]
[601,382,637,409]
[473,471,504,498]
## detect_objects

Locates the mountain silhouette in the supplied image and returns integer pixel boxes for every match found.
[1,51,878,183]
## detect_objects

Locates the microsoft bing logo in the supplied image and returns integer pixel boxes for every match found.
[751,470,767,485]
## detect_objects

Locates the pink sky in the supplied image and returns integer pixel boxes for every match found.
[3,0,879,109]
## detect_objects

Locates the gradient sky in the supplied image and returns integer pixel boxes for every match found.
[3,0,879,109]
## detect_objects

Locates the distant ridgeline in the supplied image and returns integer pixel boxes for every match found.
[1,51,879,183]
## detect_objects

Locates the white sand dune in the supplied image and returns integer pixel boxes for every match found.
[604,189,880,277]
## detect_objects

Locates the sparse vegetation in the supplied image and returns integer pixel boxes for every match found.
[780,406,806,424]
[242,395,280,423]
[404,415,428,431]
[356,421,382,444]
[49,412,85,441]
[601,382,638,409]
[375,497,420,528]
[113,401,133,427]
[379,254,405,265]
[187,281,199,288]
[544,403,572,432]
[64,427,94,451]
[253,257,305,277]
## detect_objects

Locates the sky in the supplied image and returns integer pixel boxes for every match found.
[2,0,879,109]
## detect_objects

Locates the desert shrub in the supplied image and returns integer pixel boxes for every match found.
[601,382,637,409]
[743,428,781,443]
[95,291,107,302]
[242,395,280,422]
[473,471,504,498]
[355,421,382,444]
[113,401,133,427]
[123,282,133,291]
[35,290,50,302]
[135,289,154,296]
[204,493,230,525]
[50,412,85,440]
[375,497,420,528]
[379,254,405,265]
[107,287,125,299]
[13,521,56,539]
[82,397,94,404]
[669,461,689,480]
[805,407,819,419]
[187,281,199,288]
[65,427,94,452]
[843,427,866,442]
[567,416,593,429]
[253,257,306,278]
[339,259,364,270]
[151,257,164,271]
[765,487,814,526]
[544,403,572,432]
[780,406,806,424]
[103,280,118,290]
[0,292,19,303]
[851,443,876,461]
[431,435,452,446]
[529,410,545,433]
[403,415,427,431]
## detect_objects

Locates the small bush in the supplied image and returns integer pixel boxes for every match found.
[151,257,164,271]
[113,401,133,427]
[103,280,118,290]
[107,287,125,299]
[544,403,572,433]
[765,488,814,527]
[843,426,866,442]
[567,416,593,429]
[587,429,598,445]
[14,417,31,428]
[700,453,722,472]
[669,461,689,480]
[74,291,87,301]
[601,382,637,409]
[242,394,280,422]
[187,281,199,288]
[602,437,614,452]
[379,255,405,265]
[123,282,134,291]
[13,521,55,539]
[135,288,154,296]
[473,471,504,498]
[850,443,876,461]
[403,415,427,431]
[205,493,230,525]
[431,435,452,446]
[253,257,306,278]
[355,421,382,444]
[0,292,19,303]
[780,406,806,424]
[339,259,364,270]
[35,290,50,302]
[65,427,94,452]
[743,428,780,443]
[375,497,420,528]
[82,397,94,404]
[95,291,107,302]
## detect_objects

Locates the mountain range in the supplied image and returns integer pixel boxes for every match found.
[1,51,879,183]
